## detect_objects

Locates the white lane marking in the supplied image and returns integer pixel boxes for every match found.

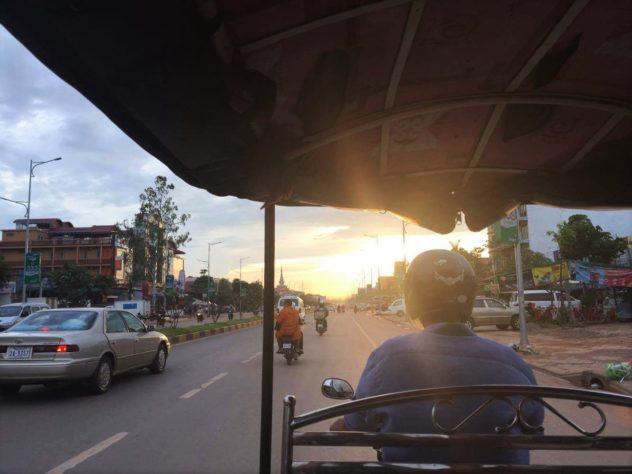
[201,371,228,388]
[45,432,128,474]
[241,351,262,364]
[350,315,377,349]
[180,388,202,399]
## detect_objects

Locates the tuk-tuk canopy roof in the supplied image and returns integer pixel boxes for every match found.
[2,0,631,233]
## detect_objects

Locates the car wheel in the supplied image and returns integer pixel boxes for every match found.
[496,324,509,330]
[87,357,113,395]
[465,318,475,331]
[0,384,21,396]
[511,315,520,331]
[149,344,168,374]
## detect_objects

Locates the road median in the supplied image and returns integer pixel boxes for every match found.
[158,317,262,345]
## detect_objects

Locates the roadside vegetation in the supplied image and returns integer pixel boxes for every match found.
[157,316,261,337]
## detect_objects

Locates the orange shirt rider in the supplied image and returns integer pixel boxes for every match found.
[275,304,302,341]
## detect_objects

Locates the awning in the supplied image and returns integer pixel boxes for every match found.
[2,0,630,233]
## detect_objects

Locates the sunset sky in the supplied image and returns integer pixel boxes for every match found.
[0,26,487,298]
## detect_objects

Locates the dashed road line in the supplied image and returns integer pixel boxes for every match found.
[241,351,262,364]
[45,432,128,474]
[201,371,228,388]
[180,388,202,399]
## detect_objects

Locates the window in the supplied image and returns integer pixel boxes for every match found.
[473,299,485,308]
[9,311,97,332]
[524,292,553,302]
[106,312,127,333]
[485,299,505,308]
[120,311,145,332]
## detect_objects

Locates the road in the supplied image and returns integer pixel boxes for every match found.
[1,311,630,473]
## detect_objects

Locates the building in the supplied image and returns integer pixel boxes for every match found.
[275,266,291,296]
[0,218,127,295]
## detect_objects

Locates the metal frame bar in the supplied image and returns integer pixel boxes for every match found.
[259,204,275,473]
[562,113,625,172]
[460,0,590,186]
[239,0,411,54]
[292,432,632,450]
[380,0,425,175]
[284,93,632,161]
[290,385,632,430]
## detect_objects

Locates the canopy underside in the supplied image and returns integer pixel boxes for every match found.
[2,0,631,232]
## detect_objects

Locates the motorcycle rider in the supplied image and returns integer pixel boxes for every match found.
[330,249,543,465]
[314,299,329,331]
[275,299,303,354]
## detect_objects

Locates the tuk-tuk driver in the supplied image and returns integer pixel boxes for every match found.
[330,249,544,465]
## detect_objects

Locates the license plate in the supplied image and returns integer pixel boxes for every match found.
[7,346,32,360]
[282,343,292,349]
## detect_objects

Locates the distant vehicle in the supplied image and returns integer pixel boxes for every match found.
[114,300,151,318]
[509,290,581,310]
[470,297,519,331]
[0,303,50,332]
[383,299,406,317]
[277,296,306,325]
[0,307,170,395]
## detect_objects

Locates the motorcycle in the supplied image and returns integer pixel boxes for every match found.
[196,311,204,323]
[227,307,234,320]
[315,319,326,335]
[280,336,300,365]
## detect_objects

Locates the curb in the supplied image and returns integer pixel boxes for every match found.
[167,319,262,345]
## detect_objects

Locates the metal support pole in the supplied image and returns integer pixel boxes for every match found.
[259,204,275,474]
[207,243,211,317]
[22,160,33,303]
[514,232,531,350]
[280,395,296,474]
[239,259,242,318]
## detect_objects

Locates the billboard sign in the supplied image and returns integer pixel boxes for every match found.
[24,252,41,285]
[165,274,174,290]
[491,210,518,244]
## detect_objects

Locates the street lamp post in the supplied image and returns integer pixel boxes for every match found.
[16,158,62,303]
[364,233,380,289]
[239,256,250,318]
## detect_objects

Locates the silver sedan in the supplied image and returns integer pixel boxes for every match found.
[468,296,520,331]
[0,307,171,395]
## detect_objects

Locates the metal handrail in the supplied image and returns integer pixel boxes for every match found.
[293,432,632,450]
[290,385,632,430]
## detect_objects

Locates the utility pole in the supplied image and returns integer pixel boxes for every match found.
[364,233,380,288]
[514,230,531,351]
[402,221,408,266]
[239,256,250,318]
[205,241,223,317]
[19,157,62,302]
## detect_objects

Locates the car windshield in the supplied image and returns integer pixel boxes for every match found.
[0,306,21,317]
[7,311,98,332]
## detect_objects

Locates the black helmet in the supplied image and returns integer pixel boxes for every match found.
[404,249,477,325]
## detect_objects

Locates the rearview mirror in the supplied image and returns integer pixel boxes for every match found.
[147,325,155,331]
[321,378,354,400]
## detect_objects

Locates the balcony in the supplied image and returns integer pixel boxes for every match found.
[0,237,114,248]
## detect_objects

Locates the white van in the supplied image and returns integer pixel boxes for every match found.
[385,299,406,317]
[510,290,580,310]
[0,302,50,331]
[277,295,305,324]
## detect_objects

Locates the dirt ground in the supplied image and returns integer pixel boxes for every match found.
[477,322,632,392]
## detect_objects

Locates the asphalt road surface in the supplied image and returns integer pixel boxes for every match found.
[2,311,630,473]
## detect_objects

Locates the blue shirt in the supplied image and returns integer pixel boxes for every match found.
[344,323,544,464]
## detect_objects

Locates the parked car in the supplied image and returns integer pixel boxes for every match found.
[469,297,520,331]
[0,302,50,332]
[277,296,306,324]
[0,307,170,395]
[383,299,406,317]
[509,290,581,310]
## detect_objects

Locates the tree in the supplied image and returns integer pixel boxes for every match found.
[116,176,190,292]
[49,264,114,307]
[450,242,487,278]
[500,247,553,275]
[548,214,626,264]
[0,256,10,287]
